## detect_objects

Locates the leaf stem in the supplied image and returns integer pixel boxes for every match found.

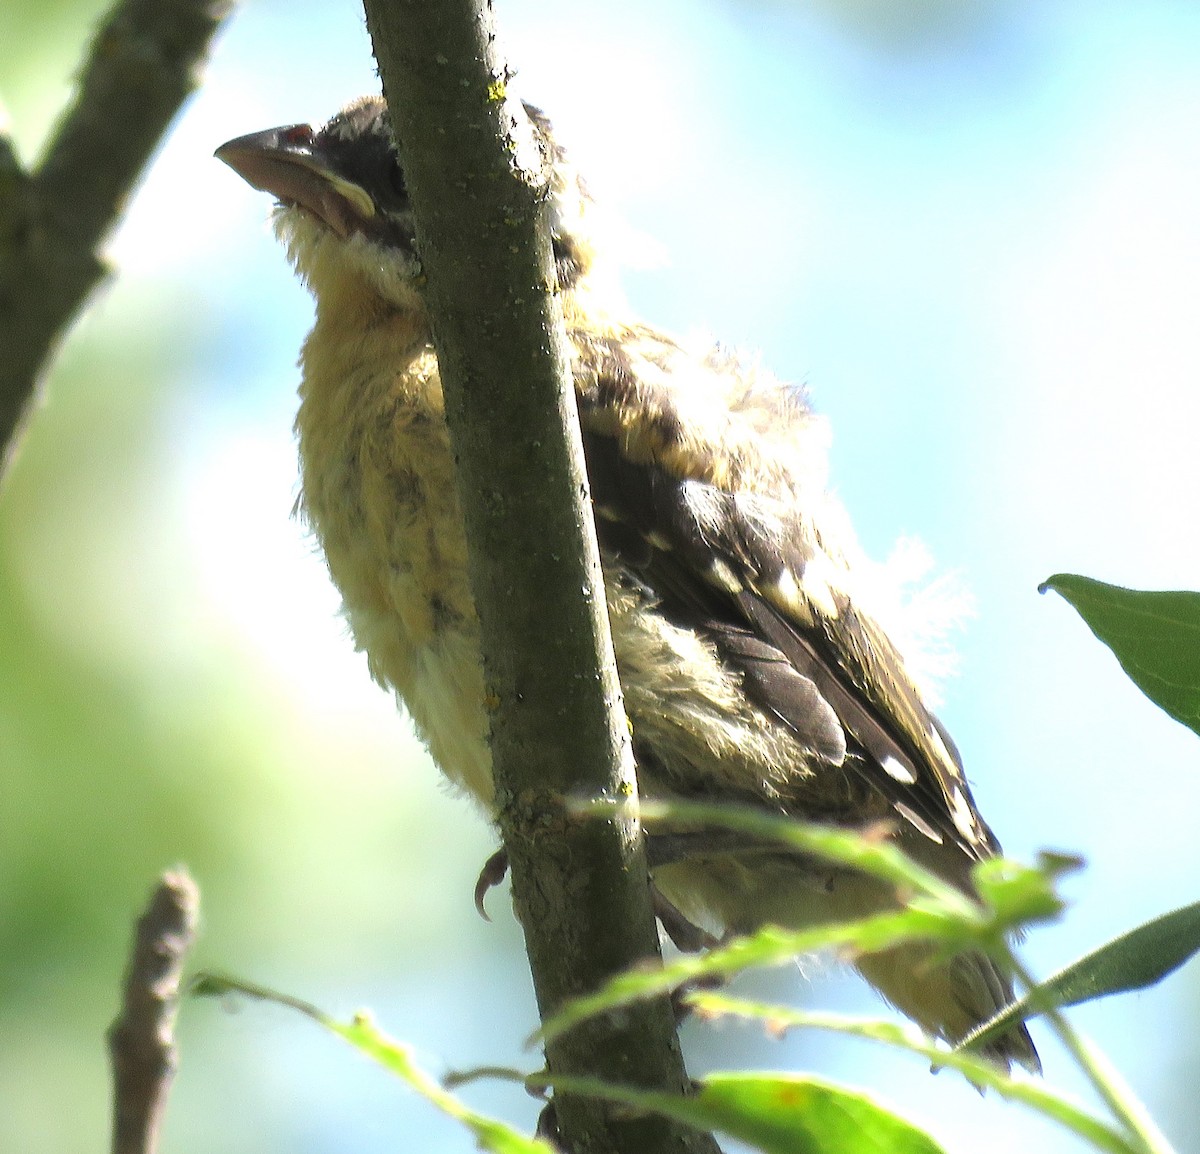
[1006,952,1175,1154]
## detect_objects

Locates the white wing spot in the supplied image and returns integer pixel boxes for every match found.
[800,553,840,620]
[949,787,978,842]
[708,558,742,594]
[927,725,955,768]
[775,567,800,605]
[895,802,943,844]
[882,755,917,785]
[772,568,814,626]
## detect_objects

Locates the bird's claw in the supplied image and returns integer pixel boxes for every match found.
[474,848,509,921]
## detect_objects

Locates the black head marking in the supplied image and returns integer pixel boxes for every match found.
[314,98,416,250]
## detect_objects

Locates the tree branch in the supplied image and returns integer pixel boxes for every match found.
[108,869,200,1154]
[0,0,234,476]
[359,4,719,1153]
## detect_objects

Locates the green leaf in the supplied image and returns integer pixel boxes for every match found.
[538,1071,945,1154]
[969,852,1078,937]
[686,994,1139,1154]
[960,900,1200,1057]
[695,1074,943,1154]
[1040,574,1200,737]
[191,973,555,1154]
[1035,900,1200,1005]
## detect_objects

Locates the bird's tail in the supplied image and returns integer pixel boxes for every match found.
[856,941,1040,1073]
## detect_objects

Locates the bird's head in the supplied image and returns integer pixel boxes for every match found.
[216,95,600,315]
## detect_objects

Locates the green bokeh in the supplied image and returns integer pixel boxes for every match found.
[1,13,512,1151]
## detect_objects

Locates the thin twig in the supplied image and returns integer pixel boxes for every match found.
[0,0,234,476]
[108,869,200,1154]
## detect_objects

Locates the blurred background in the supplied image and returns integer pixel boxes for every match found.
[3,0,1200,1151]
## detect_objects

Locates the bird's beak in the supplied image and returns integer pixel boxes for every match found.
[215,124,376,239]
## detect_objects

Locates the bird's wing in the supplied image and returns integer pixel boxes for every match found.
[573,325,998,861]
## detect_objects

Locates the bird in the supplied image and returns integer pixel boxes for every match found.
[216,94,1038,1072]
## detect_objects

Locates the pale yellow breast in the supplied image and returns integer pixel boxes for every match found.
[294,289,494,805]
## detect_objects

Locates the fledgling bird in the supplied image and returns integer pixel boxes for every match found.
[216,95,1037,1071]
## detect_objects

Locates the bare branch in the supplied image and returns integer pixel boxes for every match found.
[359,3,720,1152]
[0,0,234,476]
[108,869,200,1154]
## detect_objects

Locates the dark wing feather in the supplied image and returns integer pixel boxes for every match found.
[577,360,997,861]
